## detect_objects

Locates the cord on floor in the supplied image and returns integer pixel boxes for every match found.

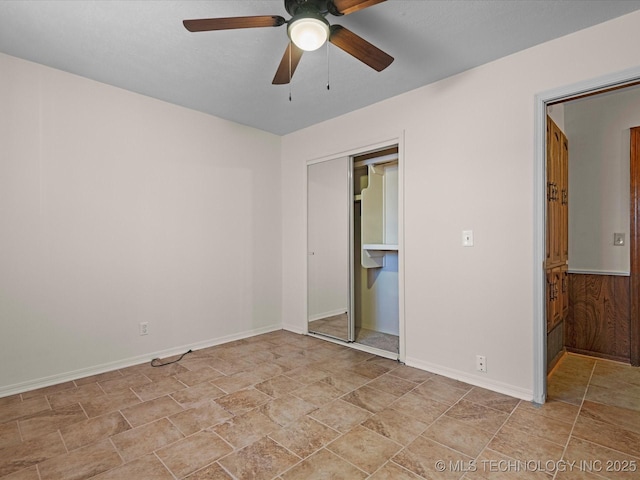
[150,349,193,367]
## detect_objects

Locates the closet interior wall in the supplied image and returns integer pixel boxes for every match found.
[352,147,399,353]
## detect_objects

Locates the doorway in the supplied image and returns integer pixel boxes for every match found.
[534,70,640,404]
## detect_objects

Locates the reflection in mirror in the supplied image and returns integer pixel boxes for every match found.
[307,157,351,341]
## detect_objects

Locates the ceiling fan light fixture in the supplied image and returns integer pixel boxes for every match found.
[288,16,330,51]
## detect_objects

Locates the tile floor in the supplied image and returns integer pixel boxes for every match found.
[308,315,399,353]
[0,331,639,479]
[353,328,399,354]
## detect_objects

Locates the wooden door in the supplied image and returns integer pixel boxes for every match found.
[545,117,568,334]
[546,118,552,265]
[546,118,555,265]
[546,267,562,333]
[546,118,564,267]
[561,265,569,323]
[560,134,569,263]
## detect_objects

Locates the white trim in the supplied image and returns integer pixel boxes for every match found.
[349,155,355,342]
[533,93,547,405]
[304,134,405,167]
[308,309,348,322]
[307,332,399,361]
[397,131,406,363]
[0,324,282,398]
[405,356,533,401]
[533,65,640,406]
[283,324,306,335]
[303,158,309,336]
[567,269,630,276]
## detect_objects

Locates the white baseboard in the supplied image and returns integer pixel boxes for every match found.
[308,309,347,322]
[405,356,533,401]
[282,323,307,335]
[306,332,399,361]
[0,324,282,398]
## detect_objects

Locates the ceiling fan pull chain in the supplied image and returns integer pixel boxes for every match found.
[289,40,293,101]
[326,40,330,91]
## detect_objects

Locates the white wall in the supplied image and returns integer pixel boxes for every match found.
[565,86,640,275]
[281,10,640,399]
[547,103,565,131]
[0,53,282,395]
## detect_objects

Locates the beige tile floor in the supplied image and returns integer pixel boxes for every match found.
[1,332,639,479]
[308,315,399,353]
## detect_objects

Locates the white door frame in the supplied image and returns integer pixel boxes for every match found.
[533,66,640,404]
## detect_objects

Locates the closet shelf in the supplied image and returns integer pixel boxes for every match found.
[362,244,399,251]
[362,244,398,268]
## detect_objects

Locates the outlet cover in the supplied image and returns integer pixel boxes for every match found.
[476,355,487,372]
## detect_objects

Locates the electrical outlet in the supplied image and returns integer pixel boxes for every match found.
[139,322,149,336]
[476,355,487,372]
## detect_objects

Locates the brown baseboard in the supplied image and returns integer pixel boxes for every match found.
[547,348,565,374]
[564,347,631,364]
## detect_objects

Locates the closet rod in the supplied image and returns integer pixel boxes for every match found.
[353,153,398,168]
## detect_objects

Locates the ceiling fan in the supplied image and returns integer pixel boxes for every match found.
[183,0,394,85]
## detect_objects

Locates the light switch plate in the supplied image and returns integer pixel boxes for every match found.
[462,230,474,247]
[614,233,625,246]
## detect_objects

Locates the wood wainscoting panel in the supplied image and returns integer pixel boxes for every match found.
[566,273,631,363]
[547,320,564,373]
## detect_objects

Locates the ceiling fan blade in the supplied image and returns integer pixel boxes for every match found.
[272,43,304,85]
[329,25,393,72]
[183,16,286,32]
[332,0,386,15]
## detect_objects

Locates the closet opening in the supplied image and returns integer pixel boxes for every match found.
[352,146,399,353]
[306,142,402,360]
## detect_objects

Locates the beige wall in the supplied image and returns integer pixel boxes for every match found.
[0,53,282,394]
[565,86,640,275]
[281,10,640,399]
[547,103,565,131]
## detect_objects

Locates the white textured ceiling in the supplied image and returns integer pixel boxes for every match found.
[1,0,640,135]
